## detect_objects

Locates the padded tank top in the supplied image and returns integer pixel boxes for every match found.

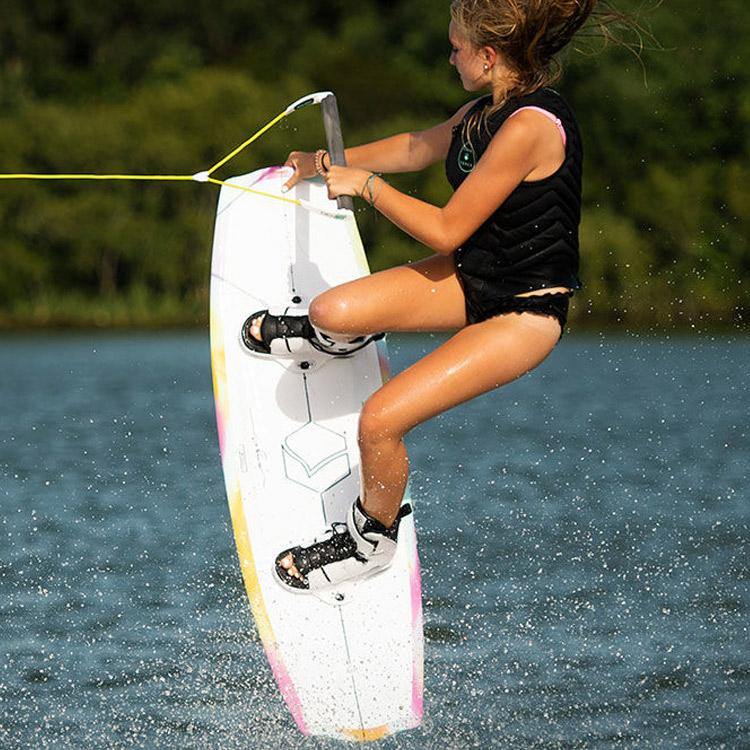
[446,87,583,296]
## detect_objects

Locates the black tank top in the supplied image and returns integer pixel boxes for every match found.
[446,87,583,296]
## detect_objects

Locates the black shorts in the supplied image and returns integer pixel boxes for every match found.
[456,271,573,338]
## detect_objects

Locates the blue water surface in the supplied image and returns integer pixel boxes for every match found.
[0,332,747,749]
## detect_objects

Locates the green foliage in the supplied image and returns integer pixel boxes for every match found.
[0,0,746,331]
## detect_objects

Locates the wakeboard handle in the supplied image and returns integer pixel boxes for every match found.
[319,94,353,212]
[286,92,335,114]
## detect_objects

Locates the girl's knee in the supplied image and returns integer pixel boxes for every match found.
[309,291,352,332]
[358,396,403,445]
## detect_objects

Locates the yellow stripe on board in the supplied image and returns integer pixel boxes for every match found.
[226,484,275,643]
[339,725,390,742]
[210,311,275,644]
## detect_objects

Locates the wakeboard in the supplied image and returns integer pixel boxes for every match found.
[209,94,423,741]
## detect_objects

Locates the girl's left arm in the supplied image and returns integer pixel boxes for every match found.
[324,110,551,255]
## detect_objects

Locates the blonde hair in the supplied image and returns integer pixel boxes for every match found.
[450,0,634,131]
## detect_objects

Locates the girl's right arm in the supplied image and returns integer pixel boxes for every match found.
[282,99,478,191]
[344,99,478,173]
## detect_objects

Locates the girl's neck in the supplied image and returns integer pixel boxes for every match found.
[490,74,517,106]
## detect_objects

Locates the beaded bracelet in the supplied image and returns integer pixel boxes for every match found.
[314,149,329,176]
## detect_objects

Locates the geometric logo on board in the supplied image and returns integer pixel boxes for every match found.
[281,420,351,493]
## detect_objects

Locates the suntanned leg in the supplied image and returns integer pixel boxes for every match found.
[279,311,562,579]
[246,253,467,342]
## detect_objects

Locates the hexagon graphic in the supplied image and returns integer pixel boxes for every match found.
[281,421,351,493]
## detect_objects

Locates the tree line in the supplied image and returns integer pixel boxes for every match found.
[0,0,747,331]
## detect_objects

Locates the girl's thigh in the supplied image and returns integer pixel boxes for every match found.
[358,311,562,439]
[310,253,468,334]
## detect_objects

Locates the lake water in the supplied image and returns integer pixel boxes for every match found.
[0,332,747,749]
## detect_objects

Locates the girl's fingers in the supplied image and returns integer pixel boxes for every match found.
[281,151,312,193]
[323,171,339,199]
[281,161,301,193]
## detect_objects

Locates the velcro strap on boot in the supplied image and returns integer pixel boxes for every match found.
[347,498,411,560]
[260,309,316,355]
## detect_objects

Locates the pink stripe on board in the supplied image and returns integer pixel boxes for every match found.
[214,409,226,457]
[267,647,310,735]
[509,106,567,147]
[410,550,424,721]
[250,165,287,186]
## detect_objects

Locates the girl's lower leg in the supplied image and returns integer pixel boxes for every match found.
[358,434,410,528]
[278,434,408,581]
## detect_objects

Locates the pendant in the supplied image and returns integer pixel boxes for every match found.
[458,140,475,173]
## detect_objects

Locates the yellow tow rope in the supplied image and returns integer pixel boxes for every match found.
[0,92,345,218]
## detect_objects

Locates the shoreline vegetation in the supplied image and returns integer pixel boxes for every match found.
[0,286,743,335]
[0,1,747,333]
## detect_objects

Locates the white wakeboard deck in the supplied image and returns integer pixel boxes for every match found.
[209,167,423,741]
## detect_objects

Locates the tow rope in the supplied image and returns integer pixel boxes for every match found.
[0,91,347,219]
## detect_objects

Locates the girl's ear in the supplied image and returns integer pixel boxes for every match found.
[481,45,498,70]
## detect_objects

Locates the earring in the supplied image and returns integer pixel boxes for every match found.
[483,64,489,72]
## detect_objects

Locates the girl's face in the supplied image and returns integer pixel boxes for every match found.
[448,22,488,92]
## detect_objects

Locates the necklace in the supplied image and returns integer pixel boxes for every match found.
[457,123,476,173]
[455,91,514,174]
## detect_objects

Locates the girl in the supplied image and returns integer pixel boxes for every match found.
[245,0,607,592]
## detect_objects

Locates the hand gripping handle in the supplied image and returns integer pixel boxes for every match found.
[320,95,354,212]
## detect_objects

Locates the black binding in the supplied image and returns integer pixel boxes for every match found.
[275,523,363,591]
[274,502,413,591]
[241,309,385,357]
[241,310,316,354]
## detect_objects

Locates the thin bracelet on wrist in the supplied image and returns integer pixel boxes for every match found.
[372,174,385,206]
[362,172,384,207]
[358,173,374,204]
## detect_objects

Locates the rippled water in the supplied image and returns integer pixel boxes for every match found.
[1,332,747,749]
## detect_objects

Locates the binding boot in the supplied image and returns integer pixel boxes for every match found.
[241,308,384,357]
[273,498,412,593]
